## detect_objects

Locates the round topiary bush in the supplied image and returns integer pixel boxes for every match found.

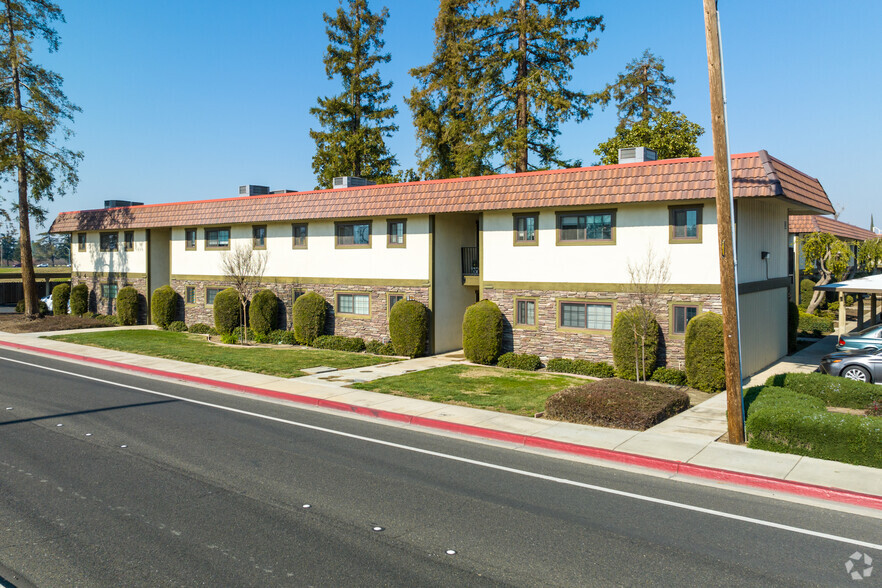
[388,299,429,358]
[612,306,660,381]
[212,288,240,335]
[70,283,89,316]
[52,283,70,316]
[799,278,816,310]
[462,299,503,365]
[150,285,179,329]
[685,311,726,392]
[116,286,139,325]
[249,289,279,336]
[293,291,326,345]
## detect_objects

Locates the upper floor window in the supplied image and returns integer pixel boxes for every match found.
[670,205,702,243]
[185,228,197,250]
[514,213,538,245]
[99,232,119,252]
[252,225,267,249]
[387,219,406,247]
[124,231,134,251]
[335,221,371,248]
[77,233,86,252]
[556,211,615,244]
[205,227,231,250]
[292,223,308,249]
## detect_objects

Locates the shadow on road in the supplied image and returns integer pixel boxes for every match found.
[0,399,179,427]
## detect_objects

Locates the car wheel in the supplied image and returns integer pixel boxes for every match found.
[841,366,871,383]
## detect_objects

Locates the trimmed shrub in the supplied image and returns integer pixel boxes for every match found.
[116,286,139,326]
[496,352,541,371]
[231,326,256,342]
[787,301,799,353]
[685,311,725,392]
[388,299,429,358]
[797,311,833,334]
[462,299,503,365]
[365,340,397,355]
[798,278,815,309]
[212,288,240,335]
[293,292,326,345]
[249,289,279,335]
[545,378,689,430]
[745,386,882,468]
[168,320,188,332]
[189,323,212,335]
[765,372,881,409]
[312,335,366,353]
[70,284,89,316]
[650,367,688,386]
[845,295,855,306]
[545,358,615,379]
[52,283,70,316]
[612,306,660,380]
[16,299,49,314]
[151,285,179,329]
[268,329,299,345]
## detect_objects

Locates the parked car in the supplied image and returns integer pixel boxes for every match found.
[36,263,48,267]
[836,324,882,351]
[819,346,882,383]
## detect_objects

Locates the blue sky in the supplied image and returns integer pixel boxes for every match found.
[8,0,880,231]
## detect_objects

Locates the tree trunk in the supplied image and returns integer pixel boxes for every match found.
[515,0,528,173]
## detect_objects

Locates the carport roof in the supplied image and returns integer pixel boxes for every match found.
[816,274,882,294]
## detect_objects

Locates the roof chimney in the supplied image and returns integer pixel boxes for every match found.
[617,147,657,164]
[239,185,270,196]
[332,176,375,189]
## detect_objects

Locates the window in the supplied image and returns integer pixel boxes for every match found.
[559,301,613,331]
[77,233,86,252]
[335,221,371,248]
[124,231,134,251]
[252,225,267,249]
[99,232,119,252]
[185,286,196,304]
[557,211,615,244]
[388,293,405,313]
[292,223,308,249]
[292,290,305,305]
[515,298,536,327]
[672,304,699,335]
[670,205,703,243]
[101,284,118,299]
[387,219,406,247]
[514,213,538,245]
[337,292,370,316]
[205,227,230,250]
[206,287,223,305]
[185,228,197,250]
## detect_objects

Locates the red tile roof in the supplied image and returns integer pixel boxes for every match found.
[49,150,833,233]
[789,215,878,241]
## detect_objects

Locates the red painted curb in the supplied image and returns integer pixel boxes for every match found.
[3,339,881,511]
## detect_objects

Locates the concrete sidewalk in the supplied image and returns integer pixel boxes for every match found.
[0,328,879,513]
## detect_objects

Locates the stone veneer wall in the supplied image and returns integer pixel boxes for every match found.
[171,278,430,342]
[72,274,149,324]
[482,287,722,368]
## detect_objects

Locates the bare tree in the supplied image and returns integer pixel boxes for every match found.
[626,245,671,381]
[220,243,268,343]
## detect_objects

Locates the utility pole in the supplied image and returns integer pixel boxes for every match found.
[703,0,744,444]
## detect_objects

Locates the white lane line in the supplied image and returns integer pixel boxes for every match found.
[2,353,881,551]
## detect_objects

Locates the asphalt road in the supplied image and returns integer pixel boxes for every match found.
[0,346,879,587]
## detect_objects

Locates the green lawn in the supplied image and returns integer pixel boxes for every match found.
[352,364,584,416]
[47,330,395,377]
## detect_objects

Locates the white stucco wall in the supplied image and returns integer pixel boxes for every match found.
[169,217,431,281]
[71,229,148,275]
[481,202,721,285]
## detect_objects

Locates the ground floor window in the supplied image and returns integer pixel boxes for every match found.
[559,301,612,331]
[101,284,118,299]
[672,304,699,334]
[206,287,223,305]
[515,298,536,326]
[337,292,370,315]
[388,293,404,312]
[185,286,196,304]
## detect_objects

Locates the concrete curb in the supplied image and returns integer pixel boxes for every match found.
[2,339,881,511]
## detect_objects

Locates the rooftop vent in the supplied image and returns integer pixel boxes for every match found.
[239,185,270,196]
[104,200,143,208]
[269,189,296,194]
[332,176,375,189]
[617,147,657,164]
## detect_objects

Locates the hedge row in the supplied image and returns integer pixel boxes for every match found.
[745,386,882,468]
[650,367,687,386]
[496,352,541,371]
[797,311,833,334]
[365,340,397,356]
[545,358,615,378]
[765,372,881,409]
[312,335,366,353]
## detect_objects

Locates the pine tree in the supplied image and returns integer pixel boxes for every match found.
[0,0,81,317]
[597,49,675,132]
[406,0,492,179]
[433,0,602,174]
[309,0,398,189]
